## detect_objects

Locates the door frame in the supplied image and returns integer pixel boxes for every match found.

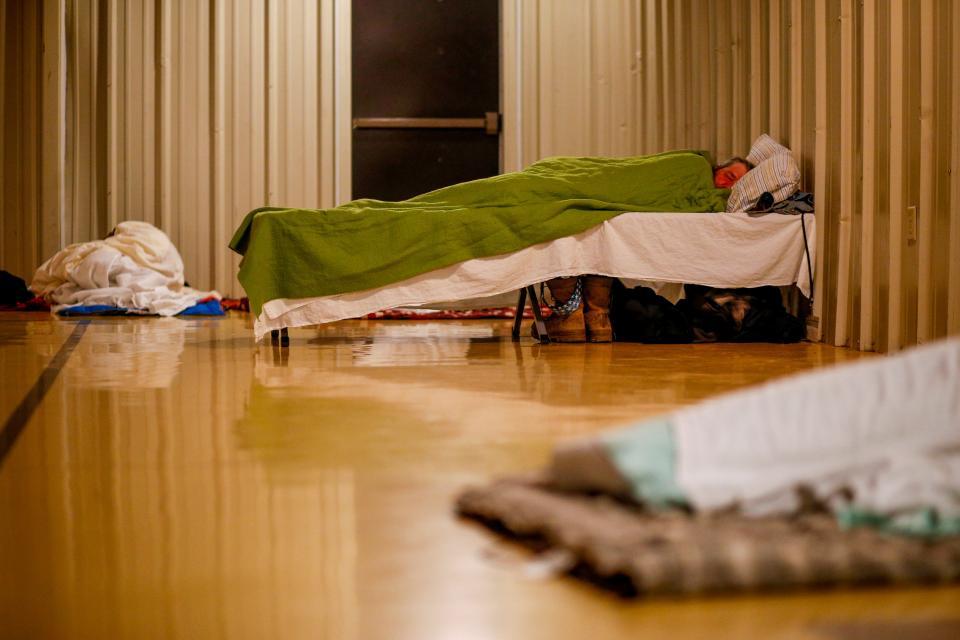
[332,0,534,204]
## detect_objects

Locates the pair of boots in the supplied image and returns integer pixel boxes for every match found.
[535,276,613,343]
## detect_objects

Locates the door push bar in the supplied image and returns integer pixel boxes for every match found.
[352,112,501,135]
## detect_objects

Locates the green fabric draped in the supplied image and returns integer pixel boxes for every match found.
[229,150,730,315]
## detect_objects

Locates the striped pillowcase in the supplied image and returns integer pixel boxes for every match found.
[726,152,801,213]
[746,133,791,166]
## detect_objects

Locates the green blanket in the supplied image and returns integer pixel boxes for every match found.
[229,150,730,316]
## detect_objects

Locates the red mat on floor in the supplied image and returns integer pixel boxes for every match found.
[364,306,551,320]
[0,296,51,312]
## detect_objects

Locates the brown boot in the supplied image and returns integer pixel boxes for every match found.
[534,277,585,342]
[583,275,614,342]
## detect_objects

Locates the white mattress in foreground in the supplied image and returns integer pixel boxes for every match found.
[255,211,815,340]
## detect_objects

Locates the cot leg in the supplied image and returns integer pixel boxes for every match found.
[527,285,550,344]
[511,288,528,340]
[270,328,290,348]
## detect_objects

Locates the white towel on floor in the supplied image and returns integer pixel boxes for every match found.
[31,221,217,316]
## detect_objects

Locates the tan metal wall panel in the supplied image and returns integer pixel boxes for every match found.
[632,0,646,154]
[859,0,878,351]
[0,1,5,274]
[161,0,213,291]
[811,0,828,341]
[318,0,336,208]
[749,0,766,141]
[873,3,891,350]
[674,0,691,148]
[788,0,803,156]
[540,1,592,157]
[519,0,540,168]
[799,0,818,189]
[333,0,350,203]
[714,0,732,161]
[0,0,44,283]
[644,0,661,153]
[932,1,953,339]
[108,0,158,231]
[213,0,268,298]
[65,0,105,243]
[902,0,922,348]
[887,0,907,351]
[589,0,635,157]
[833,0,856,347]
[41,0,65,261]
[659,0,676,152]
[693,0,712,151]
[916,0,936,343]
[730,0,753,157]
[2,0,28,274]
[767,0,783,140]
[502,0,521,173]
[267,0,323,209]
[950,1,960,334]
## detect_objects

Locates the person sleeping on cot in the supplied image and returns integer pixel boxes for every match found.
[539,157,753,344]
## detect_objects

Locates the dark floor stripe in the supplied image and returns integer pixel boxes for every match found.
[0,320,89,469]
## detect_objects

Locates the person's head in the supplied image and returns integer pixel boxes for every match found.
[713,157,753,188]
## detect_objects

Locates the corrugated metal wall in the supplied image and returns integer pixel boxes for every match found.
[519,0,960,351]
[0,0,63,285]
[60,0,339,298]
[3,0,959,350]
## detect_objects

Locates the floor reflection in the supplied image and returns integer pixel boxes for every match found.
[309,321,495,367]
[237,323,870,485]
[61,318,187,388]
[1,316,359,640]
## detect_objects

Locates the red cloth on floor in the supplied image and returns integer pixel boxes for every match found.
[0,296,51,312]
[221,297,250,312]
[363,306,550,320]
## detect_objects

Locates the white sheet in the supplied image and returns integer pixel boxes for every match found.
[254,210,815,340]
[673,337,960,521]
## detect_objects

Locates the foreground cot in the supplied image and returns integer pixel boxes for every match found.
[457,337,960,596]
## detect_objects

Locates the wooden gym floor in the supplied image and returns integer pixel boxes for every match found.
[1,312,958,639]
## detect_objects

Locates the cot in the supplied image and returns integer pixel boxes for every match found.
[230,151,812,345]
[257,209,814,344]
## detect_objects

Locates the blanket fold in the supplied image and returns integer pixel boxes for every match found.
[230,151,730,316]
[456,479,960,597]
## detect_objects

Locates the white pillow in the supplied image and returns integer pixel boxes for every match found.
[746,133,791,166]
[726,151,801,212]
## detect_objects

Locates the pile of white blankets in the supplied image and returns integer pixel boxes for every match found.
[31,221,217,316]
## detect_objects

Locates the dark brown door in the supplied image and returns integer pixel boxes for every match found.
[351,0,500,201]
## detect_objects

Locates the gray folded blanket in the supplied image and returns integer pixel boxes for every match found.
[456,478,960,597]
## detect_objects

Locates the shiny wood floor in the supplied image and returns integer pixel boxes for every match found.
[1,313,958,639]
